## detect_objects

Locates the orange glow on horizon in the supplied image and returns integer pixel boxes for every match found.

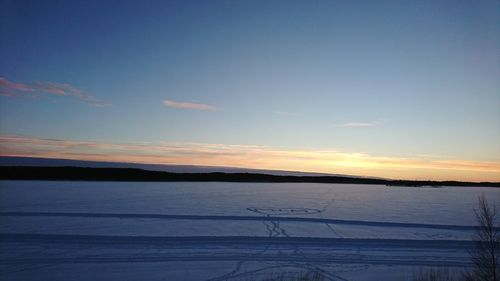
[1,135,499,182]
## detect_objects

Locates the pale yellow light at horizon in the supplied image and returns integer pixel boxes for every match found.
[1,135,499,182]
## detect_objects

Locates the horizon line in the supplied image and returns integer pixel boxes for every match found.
[1,155,499,184]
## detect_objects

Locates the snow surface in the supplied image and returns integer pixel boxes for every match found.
[0,181,498,281]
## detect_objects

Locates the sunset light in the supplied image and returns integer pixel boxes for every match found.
[1,1,499,280]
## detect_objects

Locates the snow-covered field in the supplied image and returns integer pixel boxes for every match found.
[0,181,498,281]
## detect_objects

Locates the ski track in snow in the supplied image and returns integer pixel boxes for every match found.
[0,212,476,280]
[0,233,476,249]
[2,181,498,280]
[0,212,487,231]
[0,211,478,280]
[0,233,474,266]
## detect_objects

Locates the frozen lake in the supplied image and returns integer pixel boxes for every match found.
[0,181,498,281]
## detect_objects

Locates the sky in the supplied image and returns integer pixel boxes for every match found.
[1,0,499,181]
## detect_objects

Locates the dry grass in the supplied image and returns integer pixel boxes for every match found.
[412,267,459,281]
[253,271,324,281]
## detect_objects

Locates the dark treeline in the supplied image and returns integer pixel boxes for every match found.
[1,166,499,187]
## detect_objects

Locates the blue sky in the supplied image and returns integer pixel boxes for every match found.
[1,0,499,180]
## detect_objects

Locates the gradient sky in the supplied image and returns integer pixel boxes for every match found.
[1,0,499,181]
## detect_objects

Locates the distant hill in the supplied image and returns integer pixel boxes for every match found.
[1,165,499,188]
[0,156,364,177]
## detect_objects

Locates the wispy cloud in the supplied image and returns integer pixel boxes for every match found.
[1,135,499,182]
[0,77,34,92]
[0,77,109,107]
[163,99,216,111]
[340,122,378,128]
